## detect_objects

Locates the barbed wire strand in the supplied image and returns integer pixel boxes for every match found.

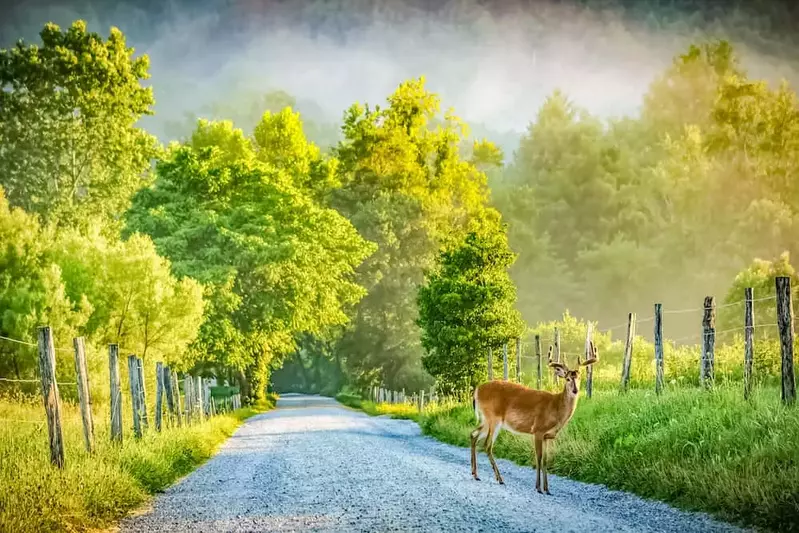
[0,418,46,426]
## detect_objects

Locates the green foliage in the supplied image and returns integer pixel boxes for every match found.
[126,118,374,401]
[495,39,799,332]
[331,77,494,392]
[0,20,159,230]
[50,230,205,369]
[417,221,524,393]
[718,252,799,337]
[0,189,90,380]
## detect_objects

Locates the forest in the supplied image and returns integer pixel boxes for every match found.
[2,16,799,401]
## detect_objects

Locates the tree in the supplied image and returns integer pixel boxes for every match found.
[0,21,159,230]
[718,252,799,339]
[126,119,374,401]
[417,219,524,394]
[0,188,91,380]
[50,230,205,369]
[331,77,494,392]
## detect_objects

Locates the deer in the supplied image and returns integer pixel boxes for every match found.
[470,341,599,494]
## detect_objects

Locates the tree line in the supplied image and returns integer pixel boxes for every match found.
[2,20,798,398]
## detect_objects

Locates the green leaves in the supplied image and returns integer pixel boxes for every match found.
[0,20,159,231]
[417,221,524,393]
[127,118,374,399]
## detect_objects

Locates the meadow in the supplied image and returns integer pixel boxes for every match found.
[0,393,266,533]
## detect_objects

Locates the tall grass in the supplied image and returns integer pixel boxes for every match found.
[0,393,265,533]
[418,385,798,532]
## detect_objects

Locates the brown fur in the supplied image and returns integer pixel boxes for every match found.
[470,343,598,494]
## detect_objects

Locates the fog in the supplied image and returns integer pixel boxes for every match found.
[4,0,798,156]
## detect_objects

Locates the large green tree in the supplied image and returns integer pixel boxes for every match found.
[126,118,374,401]
[331,77,496,392]
[0,20,159,230]
[417,220,525,394]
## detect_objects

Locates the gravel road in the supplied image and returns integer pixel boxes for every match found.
[120,394,748,533]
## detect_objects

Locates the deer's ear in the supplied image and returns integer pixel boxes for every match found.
[549,363,568,377]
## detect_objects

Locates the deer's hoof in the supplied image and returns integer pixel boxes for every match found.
[498,480,505,485]
[545,490,552,496]
[473,476,480,481]
[536,488,543,494]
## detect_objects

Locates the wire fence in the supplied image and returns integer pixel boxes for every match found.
[0,326,243,468]
[470,284,797,405]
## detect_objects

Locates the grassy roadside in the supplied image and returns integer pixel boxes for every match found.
[0,395,271,533]
[338,386,798,532]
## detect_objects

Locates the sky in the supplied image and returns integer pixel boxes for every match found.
[2,0,799,152]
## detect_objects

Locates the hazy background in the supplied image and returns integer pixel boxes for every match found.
[4,0,799,157]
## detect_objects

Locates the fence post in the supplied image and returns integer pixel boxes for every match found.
[553,327,561,385]
[136,358,149,430]
[155,363,164,432]
[515,338,521,383]
[701,296,716,389]
[503,342,509,380]
[194,376,203,420]
[37,326,65,468]
[776,276,796,405]
[128,355,142,438]
[744,288,754,400]
[72,337,94,453]
[184,375,193,424]
[533,335,542,389]
[109,344,122,442]
[171,371,182,427]
[620,313,636,393]
[585,322,594,398]
[488,347,493,380]
[163,365,174,427]
[654,304,664,395]
[208,379,211,418]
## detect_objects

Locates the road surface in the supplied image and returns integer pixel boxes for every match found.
[121,394,747,532]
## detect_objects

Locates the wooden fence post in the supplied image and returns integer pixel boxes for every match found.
[171,371,182,427]
[585,322,594,398]
[503,342,509,381]
[619,313,636,392]
[744,288,754,400]
[37,326,65,468]
[488,347,493,380]
[701,296,716,389]
[204,380,211,416]
[553,327,561,385]
[127,355,142,438]
[776,276,796,405]
[194,376,203,420]
[136,358,149,430]
[155,363,164,432]
[515,338,521,383]
[534,335,542,389]
[109,344,122,442]
[654,304,664,395]
[72,337,94,453]
[620,313,636,393]
[163,365,174,427]
[184,375,193,424]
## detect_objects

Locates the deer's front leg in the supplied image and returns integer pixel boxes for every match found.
[534,434,544,494]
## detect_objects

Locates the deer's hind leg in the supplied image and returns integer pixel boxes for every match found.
[470,423,486,481]
[485,423,505,485]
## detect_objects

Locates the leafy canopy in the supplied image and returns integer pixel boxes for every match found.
[0,20,159,230]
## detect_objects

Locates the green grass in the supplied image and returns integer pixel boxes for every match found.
[341,386,799,532]
[335,392,421,421]
[0,394,268,533]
